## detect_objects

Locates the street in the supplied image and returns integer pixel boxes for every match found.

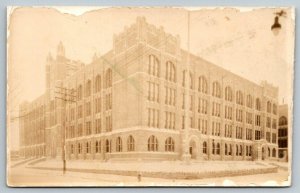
[7,164,290,187]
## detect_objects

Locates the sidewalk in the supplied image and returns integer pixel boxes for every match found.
[28,159,278,179]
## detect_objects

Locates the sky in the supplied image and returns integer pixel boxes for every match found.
[7,7,295,150]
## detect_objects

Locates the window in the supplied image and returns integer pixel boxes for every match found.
[86,141,91,154]
[198,76,208,94]
[105,69,112,88]
[272,119,277,129]
[182,70,193,89]
[212,81,221,98]
[236,126,243,139]
[95,140,101,153]
[225,86,233,101]
[225,105,233,120]
[255,115,261,126]
[148,55,160,77]
[212,102,221,117]
[216,143,220,155]
[147,108,159,128]
[246,94,253,108]
[198,98,208,114]
[255,98,261,110]
[198,118,208,134]
[148,135,158,151]
[95,75,101,93]
[203,141,207,154]
[147,81,159,102]
[85,80,91,97]
[70,144,74,154]
[236,145,239,156]
[273,104,277,115]
[266,132,271,142]
[272,133,277,144]
[246,128,253,140]
[212,122,221,136]
[85,102,91,116]
[266,117,271,128]
[225,144,228,155]
[105,139,111,153]
[279,116,287,126]
[236,109,243,122]
[127,135,135,151]
[236,90,244,105]
[77,124,83,137]
[165,61,176,82]
[116,137,122,152]
[165,111,175,129]
[239,145,243,156]
[267,101,272,113]
[78,143,82,154]
[95,118,101,134]
[95,97,101,113]
[105,115,112,132]
[225,124,233,138]
[246,112,253,124]
[77,105,83,118]
[272,148,276,157]
[105,93,112,110]
[165,87,176,106]
[85,121,91,135]
[77,85,83,100]
[165,137,175,152]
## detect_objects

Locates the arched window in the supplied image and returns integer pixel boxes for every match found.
[148,135,158,151]
[229,144,232,156]
[246,146,249,156]
[95,140,101,153]
[216,143,220,155]
[249,146,252,156]
[127,135,135,151]
[165,61,176,82]
[272,148,276,157]
[225,86,233,101]
[246,94,253,108]
[273,104,277,115]
[239,145,243,156]
[70,144,74,154]
[77,85,82,100]
[182,70,193,89]
[212,81,221,98]
[212,141,216,154]
[86,141,91,154]
[165,137,175,152]
[95,75,101,93]
[203,141,207,154]
[105,69,112,88]
[236,90,244,105]
[236,145,239,156]
[198,76,208,94]
[255,98,261,111]
[116,137,122,152]
[78,143,82,154]
[225,144,228,155]
[148,55,160,77]
[85,80,91,97]
[267,101,272,113]
[268,147,271,157]
[105,139,111,153]
[279,116,288,126]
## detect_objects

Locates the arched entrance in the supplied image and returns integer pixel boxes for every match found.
[262,147,265,160]
[189,140,197,159]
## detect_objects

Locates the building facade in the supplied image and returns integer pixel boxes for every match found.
[19,17,279,162]
[278,104,288,161]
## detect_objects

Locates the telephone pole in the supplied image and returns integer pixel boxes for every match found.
[55,85,76,174]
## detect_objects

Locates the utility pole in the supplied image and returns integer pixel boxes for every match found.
[55,85,76,174]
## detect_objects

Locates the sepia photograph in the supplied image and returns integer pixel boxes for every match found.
[6,6,294,187]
